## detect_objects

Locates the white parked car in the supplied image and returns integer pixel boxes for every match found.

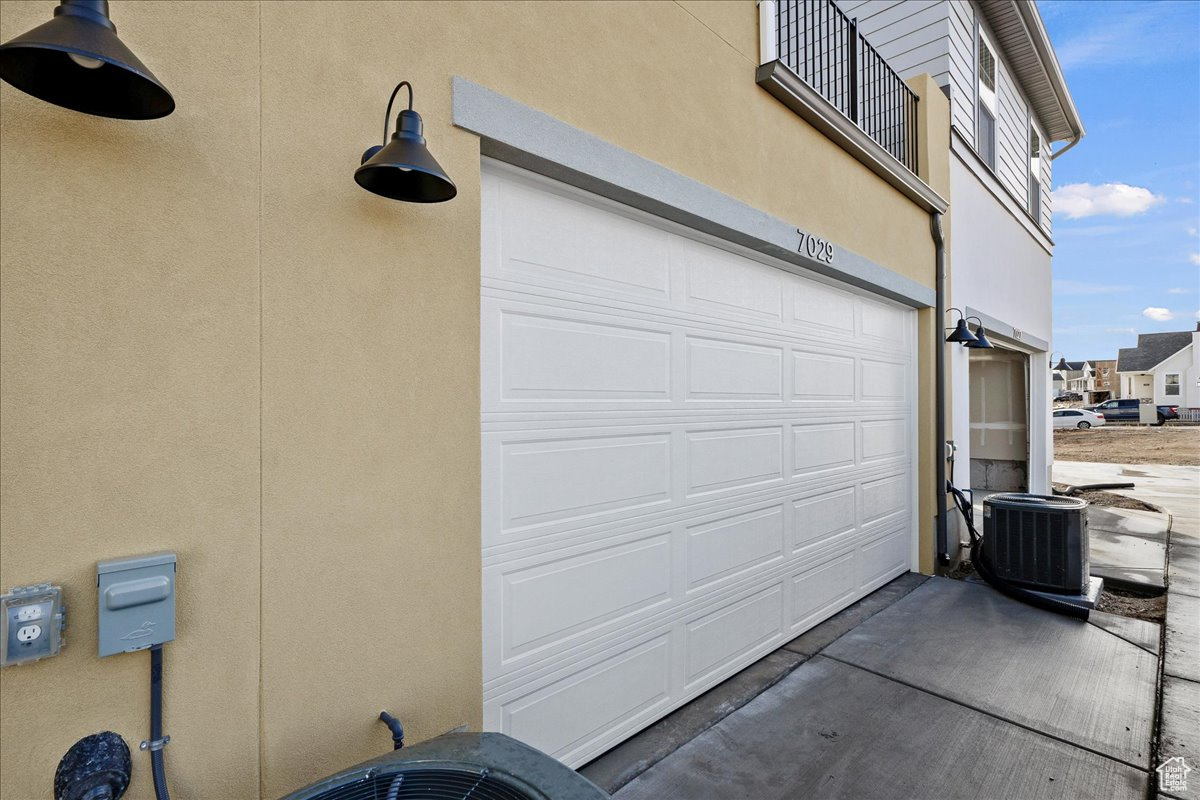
[1052,408,1106,429]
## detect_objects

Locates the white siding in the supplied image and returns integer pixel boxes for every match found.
[947,0,976,139]
[838,1,951,81]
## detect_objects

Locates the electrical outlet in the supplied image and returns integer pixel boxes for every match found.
[16,625,42,642]
[1,584,64,667]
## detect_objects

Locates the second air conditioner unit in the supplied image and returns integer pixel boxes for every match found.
[982,493,1089,595]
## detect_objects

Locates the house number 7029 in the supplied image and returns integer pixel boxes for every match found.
[797,230,835,264]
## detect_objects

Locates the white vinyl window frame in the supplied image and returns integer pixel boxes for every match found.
[1165,373,1181,396]
[1028,121,1042,219]
[975,25,998,170]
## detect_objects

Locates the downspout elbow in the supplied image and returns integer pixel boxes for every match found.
[1050,132,1083,161]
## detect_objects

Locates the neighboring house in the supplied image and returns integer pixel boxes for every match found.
[1117,326,1200,408]
[836,0,1083,560]
[1052,360,1087,395]
[1088,359,1118,402]
[2,2,967,797]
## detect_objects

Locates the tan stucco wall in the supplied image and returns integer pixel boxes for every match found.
[1,2,942,798]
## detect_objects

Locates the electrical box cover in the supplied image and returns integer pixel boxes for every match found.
[97,552,176,657]
[1,584,65,667]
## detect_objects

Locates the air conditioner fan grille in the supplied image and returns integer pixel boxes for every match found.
[987,493,1086,510]
[303,768,537,800]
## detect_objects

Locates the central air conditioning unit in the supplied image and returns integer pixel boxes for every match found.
[280,732,609,800]
[982,493,1089,595]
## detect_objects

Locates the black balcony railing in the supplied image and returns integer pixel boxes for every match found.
[774,0,918,173]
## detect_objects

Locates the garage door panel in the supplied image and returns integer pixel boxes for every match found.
[685,504,786,592]
[684,584,785,690]
[861,418,908,462]
[674,236,784,324]
[483,293,906,416]
[484,427,904,554]
[858,298,911,343]
[859,528,911,591]
[792,552,857,632]
[792,486,858,551]
[862,473,910,524]
[500,535,674,661]
[685,336,783,402]
[494,175,672,304]
[792,351,856,400]
[792,281,857,332]
[792,421,857,476]
[499,635,673,765]
[482,163,915,767]
[685,425,785,497]
[500,311,671,401]
[860,358,908,400]
[498,433,673,532]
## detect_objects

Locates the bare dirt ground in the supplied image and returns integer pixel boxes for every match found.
[1050,483,1158,512]
[1053,424,1200,467]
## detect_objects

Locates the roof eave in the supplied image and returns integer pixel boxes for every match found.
[981,0,1085,146]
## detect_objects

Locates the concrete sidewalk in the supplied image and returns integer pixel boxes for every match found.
[1055,461,1200,799]
[588,575,1159,800]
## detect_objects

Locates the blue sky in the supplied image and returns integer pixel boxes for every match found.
[1038,0,1199,362]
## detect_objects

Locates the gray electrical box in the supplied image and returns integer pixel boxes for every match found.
[97,552,176,657]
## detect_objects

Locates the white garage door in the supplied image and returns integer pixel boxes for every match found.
[481,162,916,767]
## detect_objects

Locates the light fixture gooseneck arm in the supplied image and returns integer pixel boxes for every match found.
[382,81,414,144]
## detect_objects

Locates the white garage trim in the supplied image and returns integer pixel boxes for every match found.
[453,76,935,309]
[481,161,918,767]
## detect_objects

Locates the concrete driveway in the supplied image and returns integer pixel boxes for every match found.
[586,575,1159,799]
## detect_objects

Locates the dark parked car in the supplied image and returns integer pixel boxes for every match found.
[1054,392,1082,402]
[1084,398,1179,425]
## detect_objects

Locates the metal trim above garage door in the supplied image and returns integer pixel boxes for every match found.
[481,160,917,767]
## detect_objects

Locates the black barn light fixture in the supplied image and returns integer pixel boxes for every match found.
[944,308,978,345]
[0,0,174,119]
[355,80,457,203]
[1050,353,1071,371]
[963,316,994,349]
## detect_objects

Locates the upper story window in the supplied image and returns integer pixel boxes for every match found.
[1029,128,1042,216]
[976,35,997,169]
[1165,374,1181,396]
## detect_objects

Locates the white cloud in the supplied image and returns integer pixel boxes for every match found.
[1168,287,1194,294]
[1053,183,1165,219]
[1053,279,1132,295]
[1188,227,1198,237]
[1105,327,1137,335]
[1142,307,1175,322]
[1190,253,1200,266]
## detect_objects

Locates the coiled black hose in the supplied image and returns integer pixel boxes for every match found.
[149,646,171,800]
[947,482,1089,620]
